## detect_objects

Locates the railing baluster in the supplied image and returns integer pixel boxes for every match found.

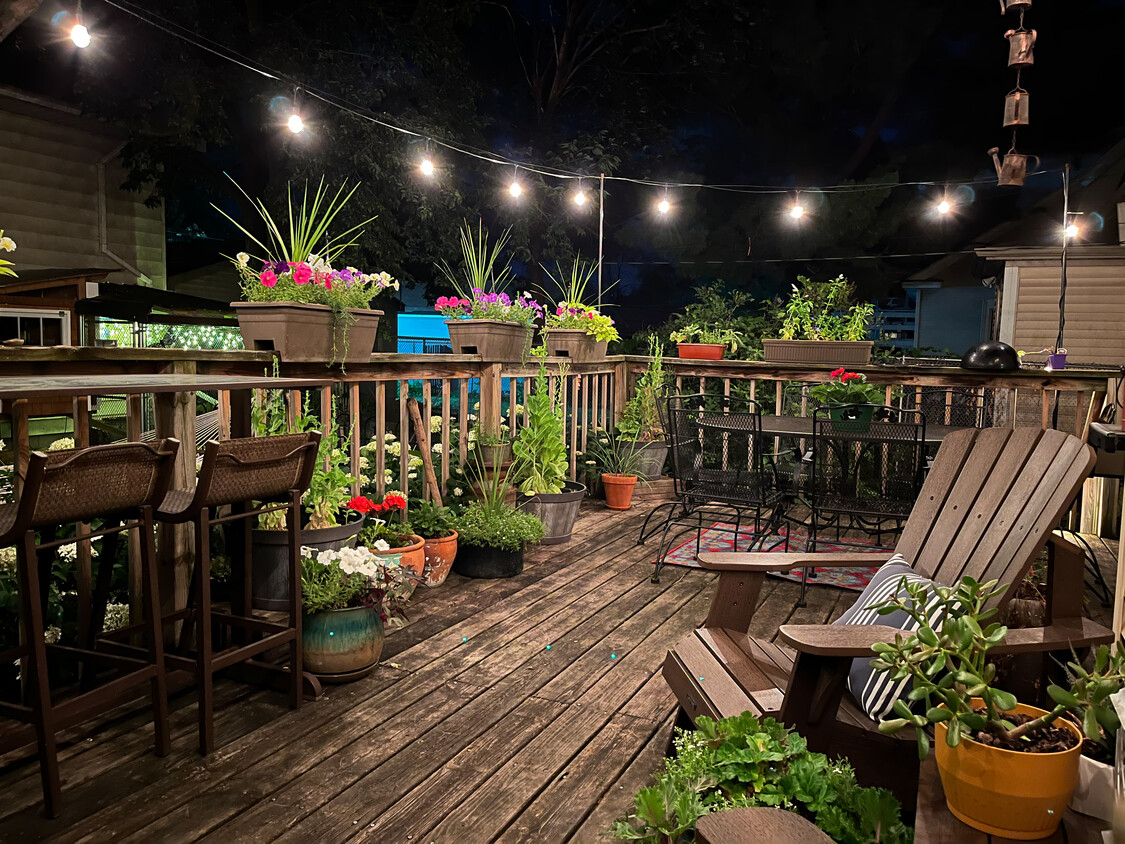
[569,374,579,480]
[218,390,231,440]
[422,379,433,500]
[441,379,451,486]
[399,380,411,508]
[375,381,387,498]
[349,383,361,497]
[581,374,590,453]
[459,378,469,467]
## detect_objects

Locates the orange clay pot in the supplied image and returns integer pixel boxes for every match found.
[421,531,459,587]
[374,534,426,597]
[602,474,638,510]
[676,343,725,360]
[934,699,1082,839]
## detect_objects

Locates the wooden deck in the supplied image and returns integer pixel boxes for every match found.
[0,504,1116,842]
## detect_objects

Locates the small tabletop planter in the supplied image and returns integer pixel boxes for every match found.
[446,319,531,360]
[544,328,607,362]
[762,338,873,365]
[252,515,364,611]
[232,301,382,363]
[825,404,876,432]
[677,342,726,360]
[301,605,384,682]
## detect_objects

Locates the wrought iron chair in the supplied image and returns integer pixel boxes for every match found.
[648,393,787,582]
[0,440,180,817]
[798,404,926,602]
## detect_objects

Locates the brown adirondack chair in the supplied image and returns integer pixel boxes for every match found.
[662,427,1114,809]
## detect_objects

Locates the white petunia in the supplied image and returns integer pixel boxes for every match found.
[236,252,250,266]
[372,539,390,552]
[453,487,463,497]
[0,236,16,252]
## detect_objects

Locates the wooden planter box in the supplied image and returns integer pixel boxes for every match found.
[445,319,531,360]
[232,302,382,363]
[544,329,607,362]
[762,339,873,365]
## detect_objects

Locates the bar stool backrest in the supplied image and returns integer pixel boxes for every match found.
[22,440,181,531]
[199,432,321,509]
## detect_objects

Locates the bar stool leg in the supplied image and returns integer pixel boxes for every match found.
[195,509,215,754]
[287,491,302,711]
[138,508,171,757]
[18,530,62,817]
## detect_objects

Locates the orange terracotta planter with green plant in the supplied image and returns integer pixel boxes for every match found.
[602,474,638,510]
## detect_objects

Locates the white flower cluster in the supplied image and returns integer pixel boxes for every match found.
[57,542,98,562]
[429,415,443,433]
[103,602,130,632]
[48,437,75,452]
[44,626,62,645]
[0,545,16,577]
[432,443,443,455]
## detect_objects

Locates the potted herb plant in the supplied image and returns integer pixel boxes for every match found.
[299,544,414,681]
[808,367,885,429]
[435,221,543,360]
[763,275,875,365]
[669,325,745,360]
[617,337,669,480]
[351,492,426,584]
[409,500,459,587]
[512,361,585,545]
[871,576,1093,839]
[452,451,544,578]
[216,178,398,365]
[541,256,619,362]
[586,432,645,510]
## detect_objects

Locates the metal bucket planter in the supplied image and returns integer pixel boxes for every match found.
[232,302,382,363]
[453,543,525,578]
[301,605,384,682]
[633,440,669,481]
[762,339,873,365]
[446,319,531,360]
[251,515,364,611]
[544,329,607,362]
[421,531,459,586]
[516,481,586,545]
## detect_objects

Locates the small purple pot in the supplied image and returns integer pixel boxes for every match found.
[1047,352,1067,370]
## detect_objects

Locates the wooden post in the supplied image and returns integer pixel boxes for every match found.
[154,362,197,617]
[126,394,144,625]
[479,363,503,440]
[613,361,629,428]
[72,396,93,648]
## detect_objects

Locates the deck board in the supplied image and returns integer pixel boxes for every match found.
[0,503,1112,842]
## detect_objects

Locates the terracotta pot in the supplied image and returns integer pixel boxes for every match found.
[934,699,1082,839]
[301,605,384,681]
[602,474,637,510]
[761,338,873,365]
[373,534,426,596]
[544,328,607,362]
[446,319,531,360]
[677,343,725,360]
[251,515,364,611]
[421,531,458,587]
[232,301,382,363]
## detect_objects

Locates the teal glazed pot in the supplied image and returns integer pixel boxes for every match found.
[301,605,384,681]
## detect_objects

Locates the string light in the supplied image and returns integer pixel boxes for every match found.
[656,187,671,215]
[287,113,304,134]
[508,167,524,199]
[1064,222,1080,240]
[71,23,91,47]
[419,157,435,177]
[572,188,588,207]
[937,199,952,215]
[789,199,806,220]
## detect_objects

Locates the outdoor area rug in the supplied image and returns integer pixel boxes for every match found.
[659,522,889,592]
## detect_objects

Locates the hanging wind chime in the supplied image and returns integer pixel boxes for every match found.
[989,0,1037,186]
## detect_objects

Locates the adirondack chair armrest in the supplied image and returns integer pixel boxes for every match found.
[778,623,904,657]
[697,551,895,573]
[992,618,1114,654]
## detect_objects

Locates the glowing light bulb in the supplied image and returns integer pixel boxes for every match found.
[937,200,952,215]
[420,158,435,177]
[287,113,305,134]
[573,190,587,207]
[789,203,805,220]
[70,23,90,48]
[657,198,671,214]
[1065,223,1080,239]
[509,181,523,198]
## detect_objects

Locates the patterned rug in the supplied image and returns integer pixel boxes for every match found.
[660,522,887,592]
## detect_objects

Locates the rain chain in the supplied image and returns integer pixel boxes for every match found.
[989,0,1036,186]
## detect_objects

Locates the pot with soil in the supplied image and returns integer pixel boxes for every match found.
[516,481,585,545]
[251,515,364,611]
[453,543,525,579]
[301,605,384,682]
[602,474,638,510]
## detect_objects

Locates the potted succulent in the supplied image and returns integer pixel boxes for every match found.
[410,500,460,587]
[763,275,875,365]
[217,178,398,365]
[871,576,1100,839]
[299,544,414,681]
[808,367,885,429]
[587,432,645,510]
[669,325,745,360]
[351,492,425,584]
[541,256,619,362]
[617,337,669,480]
[453,452,544,578]
[513,361,585,545]
[435,221,543,360]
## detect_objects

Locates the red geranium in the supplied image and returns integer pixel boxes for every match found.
[830,367,846,378]
[347,495,377,514]
[382,493,407,511]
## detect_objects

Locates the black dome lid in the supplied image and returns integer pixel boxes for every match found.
[961,340,1021,372]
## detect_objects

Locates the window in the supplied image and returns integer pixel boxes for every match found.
[0,308,71,346]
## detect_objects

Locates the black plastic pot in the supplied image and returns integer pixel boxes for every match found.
[516,481,586,545]
[453,543,525,578]
[251,515,364,611]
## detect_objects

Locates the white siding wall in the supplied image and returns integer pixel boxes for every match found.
[1011,262,1125,366]
[0,100,165,287]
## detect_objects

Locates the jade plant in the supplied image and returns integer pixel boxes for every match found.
[611,712,911,844]
[512,361,569,495]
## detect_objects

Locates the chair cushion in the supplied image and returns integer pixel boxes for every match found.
[833,553,945,721]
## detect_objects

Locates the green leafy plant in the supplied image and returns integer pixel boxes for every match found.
[773,275,875,342]
[669,324,745,352]
[586,430,645,478]
[618,337,667,443]
[541,255,620,343]
[409,499,457,540]
[809,368,884,406]
[611,712,911,843]
[1048,643,1125,761]
[435,220,515,300]
[455,448,544,551]
[512,363,570,495]
[655,283,768,361]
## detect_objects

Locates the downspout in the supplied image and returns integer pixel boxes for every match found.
[97,142,151,282]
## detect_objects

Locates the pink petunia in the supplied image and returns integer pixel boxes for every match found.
[260,270,278,288]
[292,263,313,285]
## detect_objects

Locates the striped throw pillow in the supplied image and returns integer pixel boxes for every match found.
[832,554,947,721]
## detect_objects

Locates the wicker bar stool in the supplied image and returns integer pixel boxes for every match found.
[151,431,320,755]
[0,439,180,818]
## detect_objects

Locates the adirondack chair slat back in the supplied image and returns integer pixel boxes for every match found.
[898,427,1095,607]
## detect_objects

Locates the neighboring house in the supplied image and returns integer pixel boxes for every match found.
[902,250,998,356]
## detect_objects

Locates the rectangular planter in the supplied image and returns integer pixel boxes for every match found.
[232,301,382,364]
[446,319,531,360]
[762,338,873,365]
[544,328,607,362]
